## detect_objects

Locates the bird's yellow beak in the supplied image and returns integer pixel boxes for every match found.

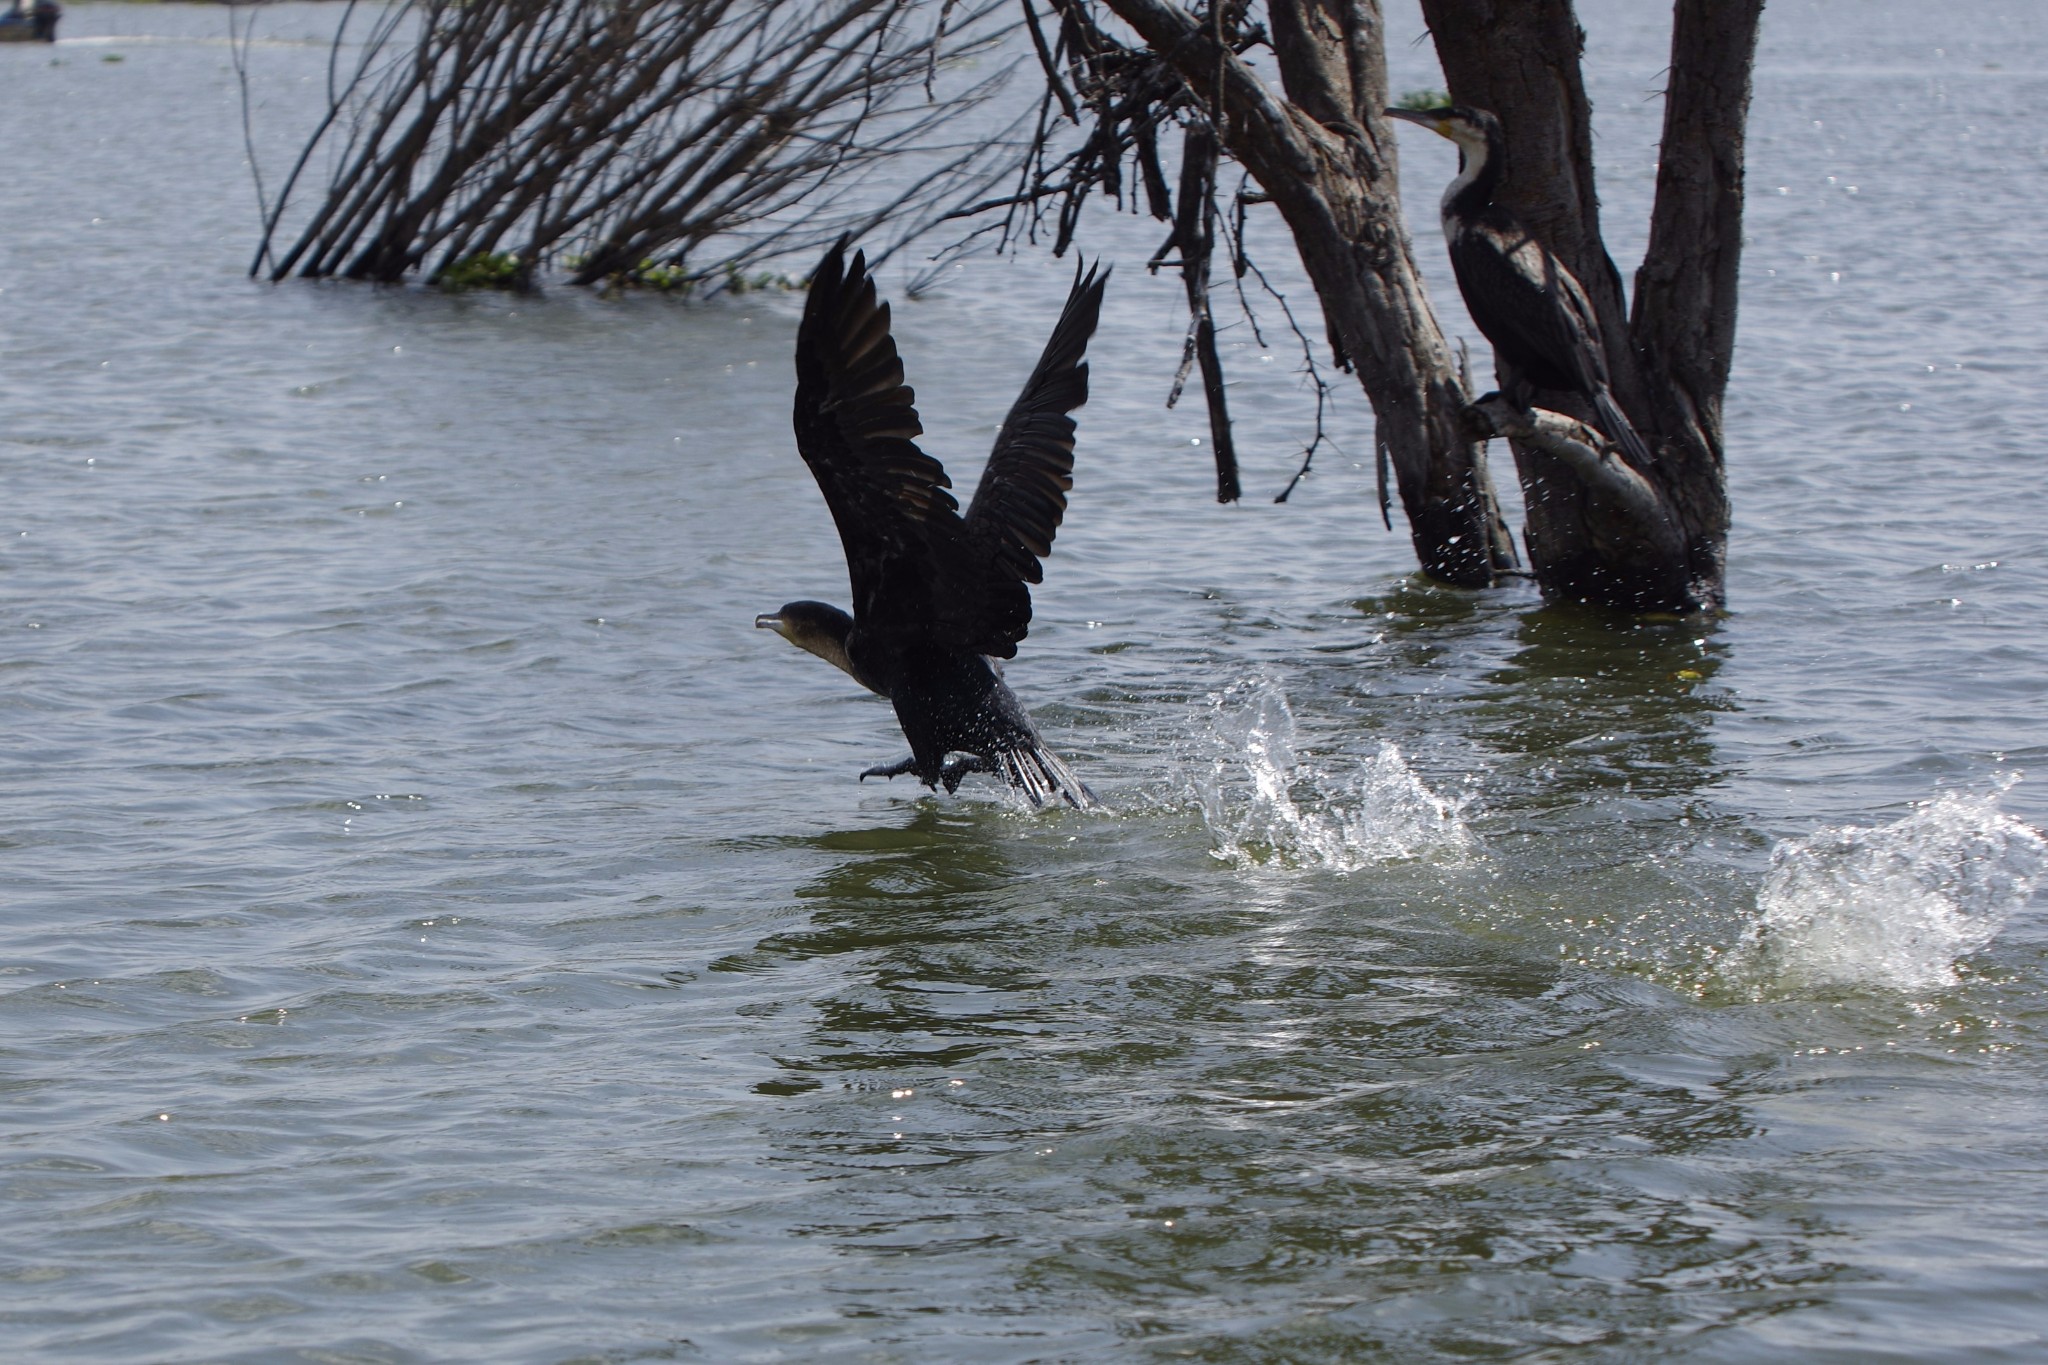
[1385,106,1453,140]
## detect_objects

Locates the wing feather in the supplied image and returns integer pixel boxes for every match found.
[792,242,958,622]
[949,262,1109,653]
[1449,219,1607,395]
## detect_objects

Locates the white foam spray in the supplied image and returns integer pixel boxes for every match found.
[1730,788,2047,992]
[1189,680,1471,872]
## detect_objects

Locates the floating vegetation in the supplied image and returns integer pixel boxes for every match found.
[719,265,797,296]
[582,259,795,296]
[436,252,524,292]
[629,259,695,294]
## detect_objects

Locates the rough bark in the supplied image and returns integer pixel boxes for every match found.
[1631,0,1759,604]
[1096,0,1516,585]
[1420,0,1761,611]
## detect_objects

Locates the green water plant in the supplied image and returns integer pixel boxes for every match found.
[437,252,524,292]
[1396,87,1450,110]
[719,266,796,296]
[629,259,695,293]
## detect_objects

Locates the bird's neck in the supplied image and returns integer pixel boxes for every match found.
[794,610,892,697]
[1440,132,1502,227]
[802,628,860,683]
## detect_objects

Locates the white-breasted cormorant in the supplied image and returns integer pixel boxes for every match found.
[755,242,1108,807]
[1387,104,1653,467]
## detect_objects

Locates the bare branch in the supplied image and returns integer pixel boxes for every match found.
[255,0,1023,289]
[1464,397,1679,553]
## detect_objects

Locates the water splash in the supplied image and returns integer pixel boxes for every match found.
[1190,680,1471,872]
[1728,788,2048,992]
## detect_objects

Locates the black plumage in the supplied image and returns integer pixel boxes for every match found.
[1387,104,1653,467]
[756,242,1107,807]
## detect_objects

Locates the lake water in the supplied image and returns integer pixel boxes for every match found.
[6,2,2048,1360]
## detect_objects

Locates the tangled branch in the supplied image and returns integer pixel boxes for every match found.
[251,0,1023,292]
[1003,1,1350,507]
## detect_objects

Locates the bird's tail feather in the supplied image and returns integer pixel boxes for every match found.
[1593,390,1655,469]
[993,742,1098,809]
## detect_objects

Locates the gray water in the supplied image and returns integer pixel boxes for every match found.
[7,3,2048,1360]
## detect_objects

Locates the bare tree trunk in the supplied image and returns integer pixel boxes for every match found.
[1420,0,1760,610]
[1095,0,1516,586]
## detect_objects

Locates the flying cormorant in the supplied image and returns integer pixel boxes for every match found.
[1387,104,1653,467]
[756,243,1107,807]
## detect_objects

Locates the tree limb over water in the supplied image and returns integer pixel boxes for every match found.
[1003,0,1758,611]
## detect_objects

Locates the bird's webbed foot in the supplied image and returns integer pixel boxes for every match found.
[940,754,993,795]
[859,755,920,784]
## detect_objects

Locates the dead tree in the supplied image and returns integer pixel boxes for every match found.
[1421,0,1758,611]
[1013,0,1519,585]
[249,0,1022,292]
[1017,0,1759,611]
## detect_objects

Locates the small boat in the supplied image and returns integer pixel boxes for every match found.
[0,1,58,43]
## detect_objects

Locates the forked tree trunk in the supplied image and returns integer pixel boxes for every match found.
[1099,0,1517,586]
[1097,0,1758,612]
[1419,0,1759,611]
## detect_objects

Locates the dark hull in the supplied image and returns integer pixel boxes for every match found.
[0,11,56,42]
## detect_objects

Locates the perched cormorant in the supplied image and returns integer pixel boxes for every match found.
[755,242,1108,807]
[1387,104,1653,467]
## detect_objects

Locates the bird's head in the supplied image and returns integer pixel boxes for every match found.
[1385,104,1501,167]
[755,600,859,679]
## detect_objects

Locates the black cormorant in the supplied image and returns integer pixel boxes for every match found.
[755,242,1108,807]
[1387,104,1652,467]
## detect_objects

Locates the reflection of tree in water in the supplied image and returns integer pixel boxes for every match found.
[1303,589,1757,992]
[1472,606,1735,808]
[1457,608,1756,992]
[1331,586,1731,797]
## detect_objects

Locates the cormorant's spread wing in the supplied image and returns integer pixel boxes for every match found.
[952,261,1109,655]
[793,242,958,621]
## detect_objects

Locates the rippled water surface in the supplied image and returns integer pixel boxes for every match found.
[8,3,2048,1360]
